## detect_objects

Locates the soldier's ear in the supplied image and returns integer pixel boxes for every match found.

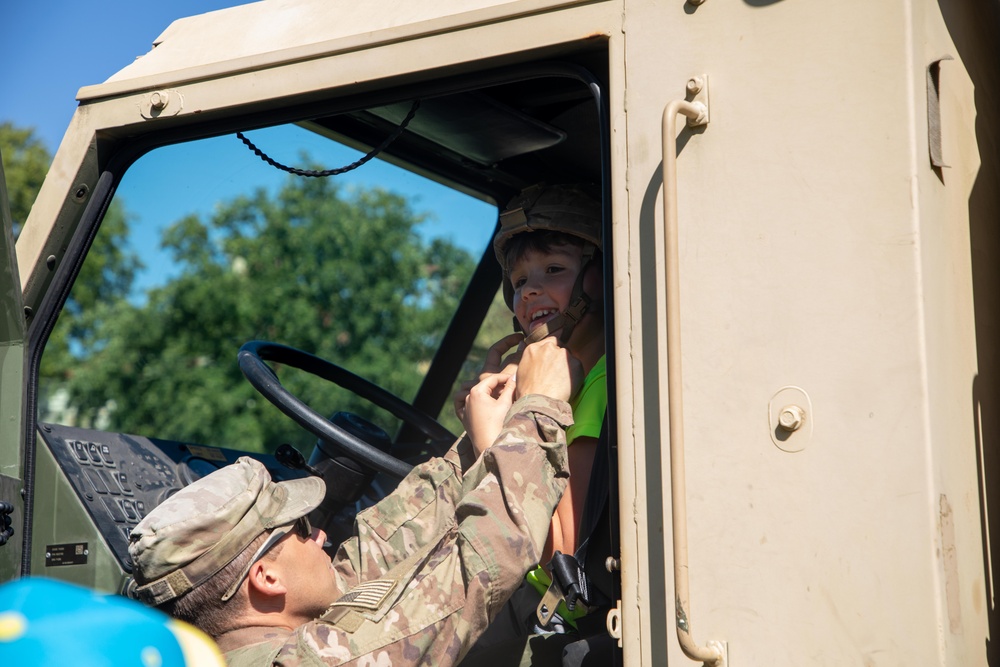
[247,559,288,598]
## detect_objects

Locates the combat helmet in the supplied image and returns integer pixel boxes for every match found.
[494,183,602,344]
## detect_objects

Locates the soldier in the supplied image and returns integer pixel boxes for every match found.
[128,337,582,667]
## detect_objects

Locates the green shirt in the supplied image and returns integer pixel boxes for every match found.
[566,355,607,445]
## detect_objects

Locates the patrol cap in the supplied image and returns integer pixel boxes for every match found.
[128,457,325,606]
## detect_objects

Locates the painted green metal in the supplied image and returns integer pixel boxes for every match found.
[0,473,23,581]
[0,150,25,580]
[28,440,127,593]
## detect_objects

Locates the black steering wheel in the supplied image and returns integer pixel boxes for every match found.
[238,341,456,478]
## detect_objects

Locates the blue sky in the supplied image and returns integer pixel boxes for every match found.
[1,2,256,154]
[1,1,497,294]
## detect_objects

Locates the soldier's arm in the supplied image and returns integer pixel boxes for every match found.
[330,430,479,593]
[280,393,573,667]
[330,338,577,589]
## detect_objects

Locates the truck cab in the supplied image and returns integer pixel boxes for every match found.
[2,1,998,664]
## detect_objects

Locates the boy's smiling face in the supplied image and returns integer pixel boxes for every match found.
[510,243,587,335]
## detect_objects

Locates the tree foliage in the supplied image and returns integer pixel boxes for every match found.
[0,123,140,382]
[55,176,474,454]
[40,201,142,383]
[0,122,49,234]
[6,122,479,456]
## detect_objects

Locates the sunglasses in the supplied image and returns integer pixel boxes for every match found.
[291,515,312,539]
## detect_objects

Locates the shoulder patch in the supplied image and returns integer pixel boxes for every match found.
[329,578,397,611]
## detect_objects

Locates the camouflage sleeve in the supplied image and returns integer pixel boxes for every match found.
[276,394,572,667]
[330,431,478,593]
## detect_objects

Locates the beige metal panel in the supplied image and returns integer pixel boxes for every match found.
[604,24,646,666]
[911,2,991,663]
[937,3,1000,664]
[15,115,100,313]
[80,0,597,100]
[621,0,985,664]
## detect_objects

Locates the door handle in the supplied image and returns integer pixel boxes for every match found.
[660,76,726,667]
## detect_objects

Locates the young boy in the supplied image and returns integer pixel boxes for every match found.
[457,183,608,644]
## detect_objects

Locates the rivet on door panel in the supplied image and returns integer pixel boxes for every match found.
[769,386,813,452]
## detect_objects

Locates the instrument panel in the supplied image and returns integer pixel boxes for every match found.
[38,423,304,573]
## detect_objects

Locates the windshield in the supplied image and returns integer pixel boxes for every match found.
[37,121,499,455]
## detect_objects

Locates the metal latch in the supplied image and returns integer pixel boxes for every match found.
[606,600,623,648]
[0,501,13,546]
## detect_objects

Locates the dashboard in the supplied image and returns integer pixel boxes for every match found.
[37,422,305,573]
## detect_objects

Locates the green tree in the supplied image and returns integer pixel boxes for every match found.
[60,176,474,454]
[0,123,140,384]
[39,202,142,383]
[0,122,48,234]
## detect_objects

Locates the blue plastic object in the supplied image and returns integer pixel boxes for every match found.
[0,577,224,666]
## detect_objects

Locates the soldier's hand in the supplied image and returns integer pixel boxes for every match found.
[514,337,583,403]
[464,373,517,456]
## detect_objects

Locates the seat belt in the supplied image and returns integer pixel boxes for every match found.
[537,414,619,627]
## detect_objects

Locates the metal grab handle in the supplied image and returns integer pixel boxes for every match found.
[660,78,726,667]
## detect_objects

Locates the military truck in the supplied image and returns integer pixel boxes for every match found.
[2,0,998,664]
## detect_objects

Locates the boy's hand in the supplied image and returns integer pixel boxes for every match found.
[515,337,583,403]
[482,332,525,376]
[463,338,580,455]
[452,333,524,422]
[464,373,517,456]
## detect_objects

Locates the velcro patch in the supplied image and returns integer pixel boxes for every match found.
[329,579,397,611]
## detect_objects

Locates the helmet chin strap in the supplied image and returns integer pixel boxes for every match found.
[522,292,591,346]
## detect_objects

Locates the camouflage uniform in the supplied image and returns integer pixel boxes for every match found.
[131,394,572,667]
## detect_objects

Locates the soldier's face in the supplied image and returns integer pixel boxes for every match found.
[274,523,341,616]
